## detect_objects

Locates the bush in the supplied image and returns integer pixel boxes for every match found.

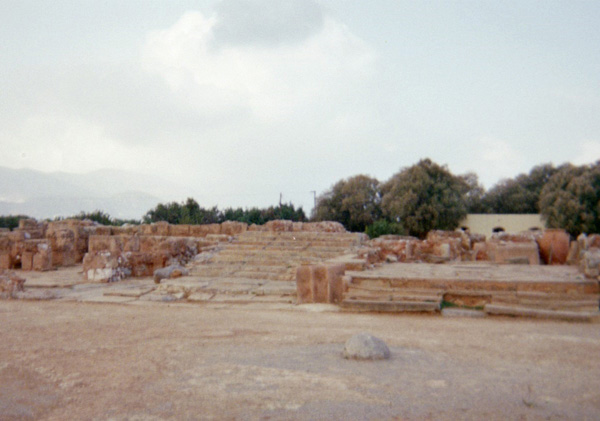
[365,219,405,239]
[0,215,31,230]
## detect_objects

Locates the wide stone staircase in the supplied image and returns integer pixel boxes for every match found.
[190,230,366,282]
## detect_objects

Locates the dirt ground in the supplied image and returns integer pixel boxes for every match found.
[1,296,600,420]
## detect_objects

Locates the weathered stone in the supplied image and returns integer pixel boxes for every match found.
[154,264,190,284]
[580,249,600,278]
[487,241,540,265]
[342,332,390,360]
[0,271,26,299]
[220,221,247,236]
[296,265,314,304]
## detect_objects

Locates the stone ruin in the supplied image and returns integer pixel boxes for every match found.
[297,228,600,305]
[0,218,93,272]
[356,228,585,268]
[0,217,350,284]
[2,217,599,291]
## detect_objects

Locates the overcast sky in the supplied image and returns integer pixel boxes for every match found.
[1,0,599,213]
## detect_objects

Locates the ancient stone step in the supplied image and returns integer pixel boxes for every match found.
[346,289,443,303]
[340,299,441,313]
[490,295,599,312]
[484,304,599,322]
[347,274,598,295]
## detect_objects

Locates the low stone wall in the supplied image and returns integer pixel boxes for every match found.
[360,230,580,267]
[0,219,96,271]
[362,231,486,264]
[83,235,207,282]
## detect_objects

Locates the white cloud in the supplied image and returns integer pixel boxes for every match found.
[141,9,375,124]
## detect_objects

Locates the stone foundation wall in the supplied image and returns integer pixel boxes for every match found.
[361,229,583,267]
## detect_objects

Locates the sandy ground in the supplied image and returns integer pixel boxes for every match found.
[1,298,600,420]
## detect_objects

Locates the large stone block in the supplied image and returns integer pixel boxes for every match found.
[83,252,118,282]
[488,242,540,265]
[0,253,14,270]
[170,225,191,237]
[312,266,329,303]
[52,250,77,267]
[18,218,39,230]
[122,235,140,253]
[327,264,346,304]
[265,220,293,232]
[21,252,34,271]
[296,265,314,304]
[88,235,113,252]
[140,236,160,253]
[33,250,52,271]
[221,221,247,236]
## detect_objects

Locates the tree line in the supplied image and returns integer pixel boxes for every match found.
[311,159,600,238]
[1,159,598,238]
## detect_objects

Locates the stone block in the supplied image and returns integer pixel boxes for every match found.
[139,236,157,253]
[83,252,118,282]
[88,235,113,253]
[153,253,169,270]
[18,218,39,230]
[154,222,171,236]
[129,253,154,277]
[488,242,540,265]
[221,221,247,236]
[52,250,77,267]
[0,253,14,270]
[265,220,293,232]
[580,248,600,278]
[33,250,52,271]
[170,225,191,237]
[327,264,346,304]
[296,265,314,304]
[123,235,140,252]
[21,252,34,271]
[312,265,329,302]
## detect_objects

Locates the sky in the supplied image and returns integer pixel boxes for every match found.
[1,0,599,215]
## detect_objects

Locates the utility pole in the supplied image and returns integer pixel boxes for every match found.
[310,191,316,210]
[279,192,282,207]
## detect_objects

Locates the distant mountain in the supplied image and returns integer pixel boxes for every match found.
[0,167,188,220]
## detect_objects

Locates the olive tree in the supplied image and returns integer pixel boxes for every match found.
[539,162,600,236]
[312,175,381,232]
[381,159,467,238]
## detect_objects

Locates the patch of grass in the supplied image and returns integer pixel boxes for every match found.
[440,300,484,311]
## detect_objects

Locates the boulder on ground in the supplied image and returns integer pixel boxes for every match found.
[342,332,390,360]
[154,264,190,284]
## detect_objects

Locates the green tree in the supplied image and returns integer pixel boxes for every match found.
[380,159,467,238]
[0,215,31,230]
[481,163,557,214]
[312,175,381,232]
[458,172,487,213]
[539,162,600,236]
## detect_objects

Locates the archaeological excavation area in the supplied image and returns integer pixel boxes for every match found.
[1,218,600,419]
[1,217,599,321]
